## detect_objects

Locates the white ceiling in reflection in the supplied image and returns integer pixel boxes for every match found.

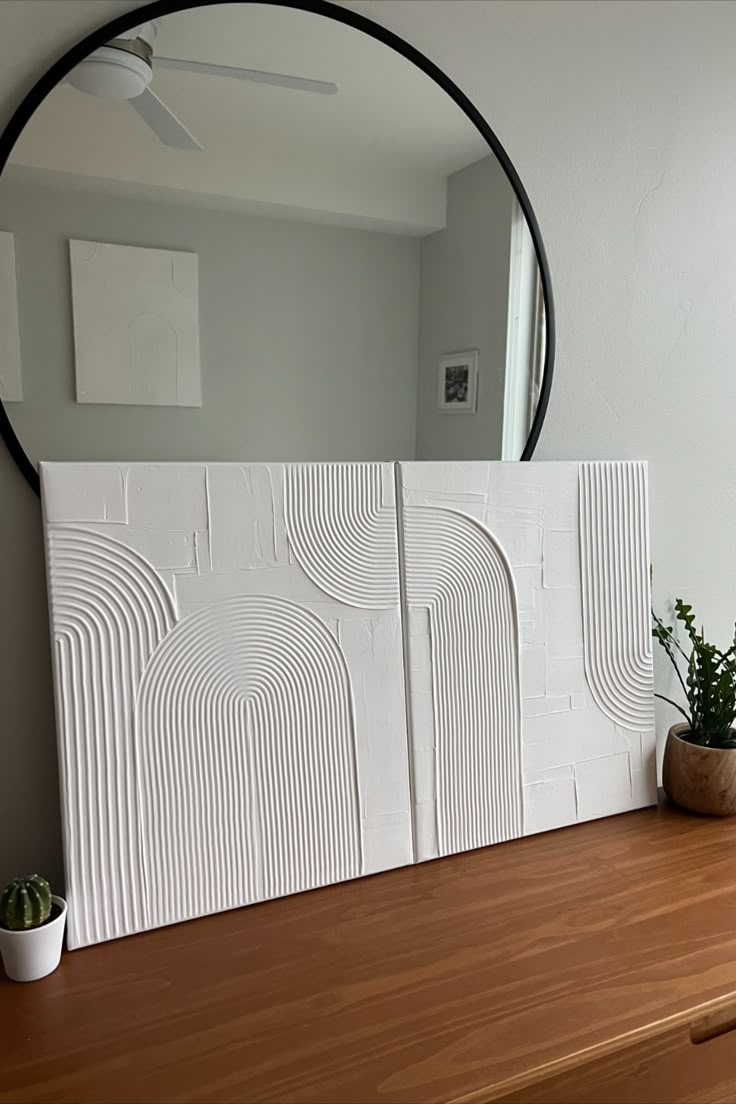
[9,4,490,234]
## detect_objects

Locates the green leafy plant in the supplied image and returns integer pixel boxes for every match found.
[0,875,52,931]
[652,599,736,747]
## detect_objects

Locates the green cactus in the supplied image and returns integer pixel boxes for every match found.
[0,875,52,931]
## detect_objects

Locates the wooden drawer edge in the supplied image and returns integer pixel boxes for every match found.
[449,989,736,1104]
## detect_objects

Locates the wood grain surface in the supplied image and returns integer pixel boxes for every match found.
[494,1018,736,1103]
[3,799,736,1104]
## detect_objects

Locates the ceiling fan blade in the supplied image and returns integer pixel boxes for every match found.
[130,87,203,150]
[156,56,338,96]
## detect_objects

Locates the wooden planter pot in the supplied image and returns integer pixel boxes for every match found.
[663,722,736,816]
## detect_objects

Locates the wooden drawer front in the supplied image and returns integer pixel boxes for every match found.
[495,1011,736,1104]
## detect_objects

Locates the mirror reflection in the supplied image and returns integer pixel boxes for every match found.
[0,3,547,466]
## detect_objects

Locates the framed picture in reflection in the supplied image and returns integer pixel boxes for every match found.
[437,349,479,414]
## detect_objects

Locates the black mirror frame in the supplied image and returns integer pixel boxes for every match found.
[0,0,555,498]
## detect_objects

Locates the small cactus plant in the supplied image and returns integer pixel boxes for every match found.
[0,875,52,931]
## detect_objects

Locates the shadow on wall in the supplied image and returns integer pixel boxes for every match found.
[0,473,63,887]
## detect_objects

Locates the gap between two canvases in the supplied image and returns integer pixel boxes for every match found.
[40,459,656,950]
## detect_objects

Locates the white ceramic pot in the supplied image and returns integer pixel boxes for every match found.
[0,895,67,982]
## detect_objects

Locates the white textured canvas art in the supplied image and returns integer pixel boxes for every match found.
[0,231,22,402]
[41,461,655,949]
[69,240,201,407]
[42,462,410,948]
[399,461,655,856]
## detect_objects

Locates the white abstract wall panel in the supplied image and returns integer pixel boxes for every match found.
[42,462,411,949]
[284,464,400,608]
[579,462,654,731]
[401,504,522,861]
[136,596,360,930]
[398,461,656,846]
[41,460,656,949]
[69,240,201,407]
[46,526,177,948]
[0,230,22,402]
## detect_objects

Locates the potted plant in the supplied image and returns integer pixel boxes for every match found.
[0,875,66,982]
[653,599,736,815]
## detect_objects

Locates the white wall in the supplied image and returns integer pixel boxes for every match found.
[415,155,513,460]
[1,175,420,465]
[1,0,733,883]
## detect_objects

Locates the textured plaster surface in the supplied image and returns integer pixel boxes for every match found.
[43,461,653,943]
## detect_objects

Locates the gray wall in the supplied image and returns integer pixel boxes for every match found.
[1,175,420,466]
[415,155,513,460]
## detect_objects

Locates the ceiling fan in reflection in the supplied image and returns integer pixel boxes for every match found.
[66,22,338,151]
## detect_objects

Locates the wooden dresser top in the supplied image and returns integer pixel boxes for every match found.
[3,800,736,1103]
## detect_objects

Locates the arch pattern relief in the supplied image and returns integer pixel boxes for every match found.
[399,461,656,844]
[45,525,177,949]
[284,463,399,608]
[579,462,654,732]
[402,505,523,858]
[41,461,656,949]
[69,240,200,407]
[128,314,179,405]
[135,595,361,931]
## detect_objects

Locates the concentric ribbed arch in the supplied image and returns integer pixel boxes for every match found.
[284,464,399,608]
[46,525,177,949]
[402,506,522,856]
[579,462,654,732]
[135,594,361,930]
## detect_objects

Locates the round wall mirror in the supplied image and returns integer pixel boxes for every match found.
[0,0,554,495]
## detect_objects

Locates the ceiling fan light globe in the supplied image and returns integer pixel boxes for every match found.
[67,48,152,101]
